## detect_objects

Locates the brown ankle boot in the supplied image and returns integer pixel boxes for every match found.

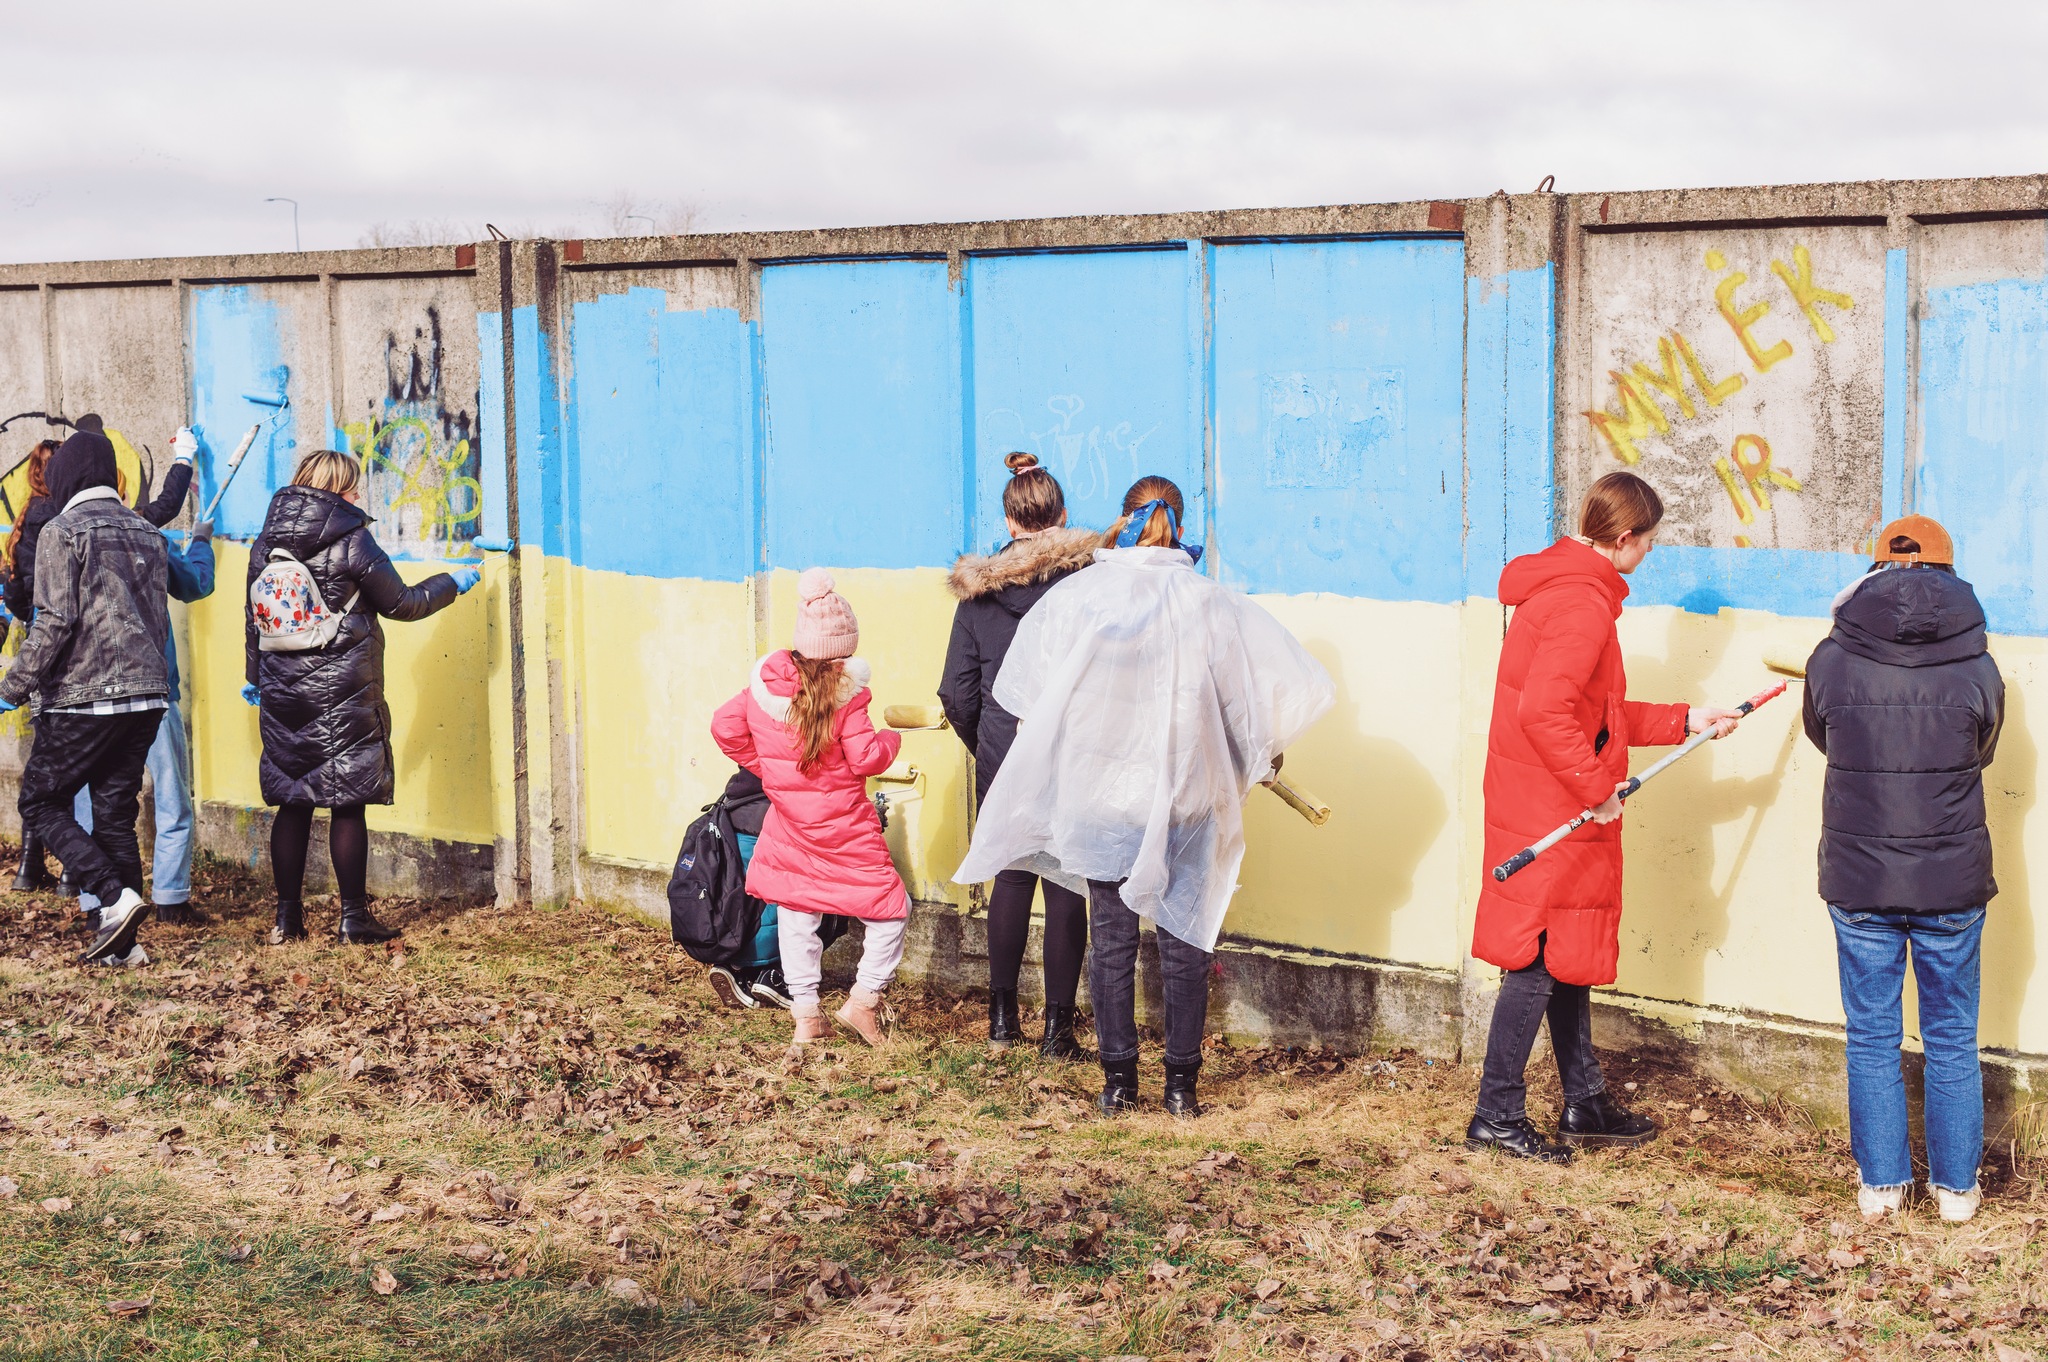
[834,988,887,1046]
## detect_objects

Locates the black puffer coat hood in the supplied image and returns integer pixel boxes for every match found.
[1802,567,2005,913]
[246,485,460,808]
[938,527,1100,803]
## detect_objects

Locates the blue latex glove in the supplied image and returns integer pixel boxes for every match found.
[241,683,260,707]
[0,697,18,714]
[451,568,482,595]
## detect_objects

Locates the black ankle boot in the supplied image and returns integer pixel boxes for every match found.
[1465,1112,1573,1164]
[1099,1058,1139,1115]
[56,867,78,900]
[1039,1002,1086,1061]
[268,900,307,946]
[12,831,51,892]
[1163,1062,1202,1119]
[1558,1091,1658,1147]
[988,987,1022,1050]
[337,899,400,945]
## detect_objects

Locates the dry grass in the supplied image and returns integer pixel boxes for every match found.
[0,854,2044,1361]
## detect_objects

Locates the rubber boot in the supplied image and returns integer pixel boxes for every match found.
[1163,1061,1202,1119]
[337,899,400,945]
[1099,1057,1139,1115]
[12,830,51,892]
[1039,1002,1087,1061]
[268,899,307,946]
[988,987,1022,1051]
[55,867,78,900]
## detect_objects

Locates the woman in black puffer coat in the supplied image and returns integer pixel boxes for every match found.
[940,452,1099,1057]
[245,450,475,946]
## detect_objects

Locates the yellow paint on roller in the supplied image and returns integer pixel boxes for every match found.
[185,541,496,846]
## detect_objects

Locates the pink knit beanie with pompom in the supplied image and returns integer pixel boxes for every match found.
[792,568,859,660]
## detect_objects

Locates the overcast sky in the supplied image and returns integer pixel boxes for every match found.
[7,0,2047,264]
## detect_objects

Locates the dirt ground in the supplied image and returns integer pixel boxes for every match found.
[0,854,2043,1361]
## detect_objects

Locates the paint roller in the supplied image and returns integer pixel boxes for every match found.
[883,703,1331,825]
[195,388,290,530]
[1492,680,1790,882]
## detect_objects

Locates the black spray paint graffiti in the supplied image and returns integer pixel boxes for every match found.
[343,306,482,548]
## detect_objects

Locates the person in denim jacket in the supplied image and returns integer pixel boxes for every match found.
[1804,514,2005,1223]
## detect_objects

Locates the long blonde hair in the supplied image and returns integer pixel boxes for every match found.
[788,652,846,774]
[1102,474,1186,549]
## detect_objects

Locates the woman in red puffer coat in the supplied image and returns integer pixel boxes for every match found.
[712,569,906,1048]
[1467,472,1742,1163]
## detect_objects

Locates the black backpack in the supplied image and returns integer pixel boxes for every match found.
[667,772,769,967]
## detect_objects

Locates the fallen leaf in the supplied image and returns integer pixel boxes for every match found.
[345,1055,366,1080]
[0,1175,17,1199]
[226,1242,254,1262]
[844,1162,870,1188]
[602,1136,647,1163]
[40,1197,72,1213]
[1994,1342,2037,1362]
[1826,1246,1867,1269]
[1438,1168,1474,1193]
[369,1203,414,1223]
[606,1276,652,1306]
[370,1266,401,1295]
[1689,1109,1711,1124]
[104,1296,153,1317]
[1254,1277,1283,1300]
[455,1243,495,1263]
[1715,1181,1754,1193]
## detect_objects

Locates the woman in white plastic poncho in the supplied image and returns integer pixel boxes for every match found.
[955,476,1334,1118]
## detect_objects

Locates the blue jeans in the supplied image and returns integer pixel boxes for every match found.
[1830,905,1985,1193]
[73,709,195,909]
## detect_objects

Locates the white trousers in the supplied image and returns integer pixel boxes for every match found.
[778,905,908,1011]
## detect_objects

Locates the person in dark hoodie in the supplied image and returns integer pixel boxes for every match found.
[0,428,172,964]
[940,452,1100,1056]
[1467,472,1742,1163]
[7,422,197,896]
[1803,514,2003,1225]
[245,450,476,947]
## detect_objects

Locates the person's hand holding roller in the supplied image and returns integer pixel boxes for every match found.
[170,427,198,465]
[1688,705,1742,740]
[451,569,481,595]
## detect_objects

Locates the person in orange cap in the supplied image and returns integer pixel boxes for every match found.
[1804,514,2004,1224]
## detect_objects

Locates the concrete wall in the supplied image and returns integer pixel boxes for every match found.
[8,175,2048,1121]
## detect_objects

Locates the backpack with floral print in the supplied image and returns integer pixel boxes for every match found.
[249,548,359,653]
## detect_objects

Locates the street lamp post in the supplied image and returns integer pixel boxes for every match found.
[265,197,300,252]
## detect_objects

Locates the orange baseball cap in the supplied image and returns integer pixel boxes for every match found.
[1873,514,1954,566]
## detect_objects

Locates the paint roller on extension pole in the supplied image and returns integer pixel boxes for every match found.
[1491,680,1789,883]
[195,389,290,529]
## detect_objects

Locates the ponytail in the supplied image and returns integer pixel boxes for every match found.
[1102,475,1186,550]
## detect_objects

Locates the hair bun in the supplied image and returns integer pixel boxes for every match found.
[797,567,836,603]
[1004,450,1040,477]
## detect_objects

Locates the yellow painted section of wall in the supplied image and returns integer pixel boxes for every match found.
[1612,606,2048,1056]
[186,541,495,845]
[573,569,755,866]
[1231,595,1465,969]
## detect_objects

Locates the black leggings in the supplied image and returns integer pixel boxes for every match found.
[271,803,369,903]
[987,868,1088,1008]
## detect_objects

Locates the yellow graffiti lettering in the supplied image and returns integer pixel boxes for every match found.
[1713,269,1794,373]
[1629,335,1697,423]
[1672,331,1745,407]
[1583,370,1668,465]
[1770,243,1854,343]
[1717,433,1803,534]
[1713,455,1755,526]
[345,416,482,545]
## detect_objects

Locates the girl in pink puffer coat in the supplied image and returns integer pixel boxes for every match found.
[711,569,906,1045]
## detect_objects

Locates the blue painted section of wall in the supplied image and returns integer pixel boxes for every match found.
[563,288,752,580]
[1626,545,1869,618]
[1465,265,1557,600]
[1917,273,2048,636]
[965,248,1203,550]
[1882,248,1909,526]
[476,311,510,545]
[188,286,297,538]
[758,260,961,569]
[508,306,559,555]
[1210,238,1467,599]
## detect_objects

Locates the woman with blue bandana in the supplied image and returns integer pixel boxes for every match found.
[956,475,1334,1118]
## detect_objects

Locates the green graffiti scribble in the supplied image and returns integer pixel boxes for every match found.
[343,414,481,544]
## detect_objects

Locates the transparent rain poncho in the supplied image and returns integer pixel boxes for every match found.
[953,546,1335,952]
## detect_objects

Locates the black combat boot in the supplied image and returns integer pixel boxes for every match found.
[12,831,51,892]
[1465,1112,1574,1164]
[1099,1057,1139,1116]
[1162,1061,1202,1119]
[337,899,400,945]
[988,987,1022,1051]
[268,899,307,946]
[1038,1002,1086,1061]
[1557,1091,1658,1148]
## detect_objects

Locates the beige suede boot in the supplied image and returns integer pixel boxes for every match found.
[792,1007,831,1044]
[834,988,887,1046]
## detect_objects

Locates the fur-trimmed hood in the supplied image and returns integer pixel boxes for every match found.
[749,649,872,723]
[947,527,1100,606]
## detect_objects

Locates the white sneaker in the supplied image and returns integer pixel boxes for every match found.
[1936,1186,1982,1223]
[1858,1184,1906,1217]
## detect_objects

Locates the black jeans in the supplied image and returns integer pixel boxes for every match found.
[987,868,1089,1007]
[1087,879,1212,1067]
[18,708,163,905]
[1475,934,1606,1122]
